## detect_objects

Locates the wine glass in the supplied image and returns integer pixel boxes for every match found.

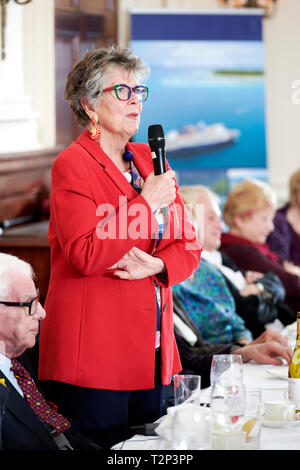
[210,354,243,387]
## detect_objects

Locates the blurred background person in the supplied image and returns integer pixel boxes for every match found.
[221,179,300,315]
[38,45,201,449]
[179,185,294,338]
[172,293,292,390]
[172,254,253,346]
[267,168,300,271]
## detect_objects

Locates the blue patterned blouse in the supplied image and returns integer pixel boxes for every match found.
[172,259,253,346]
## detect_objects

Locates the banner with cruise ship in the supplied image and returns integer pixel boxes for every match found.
[130,9,266,192]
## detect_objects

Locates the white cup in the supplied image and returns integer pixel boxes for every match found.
[264,401,296,421]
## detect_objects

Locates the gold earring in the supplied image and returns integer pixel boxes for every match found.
[89,115,101,142]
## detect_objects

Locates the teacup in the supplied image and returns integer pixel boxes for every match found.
[264,400,296,421]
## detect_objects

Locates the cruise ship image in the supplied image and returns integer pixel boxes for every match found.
[165,121,241,158]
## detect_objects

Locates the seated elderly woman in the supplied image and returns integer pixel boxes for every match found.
[177,185,294,339]
[267,168,300,270]
[172,256,253,346]
[221,179,300,315]
[172,187,252,346]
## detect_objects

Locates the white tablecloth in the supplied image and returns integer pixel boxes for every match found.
[113,362,300,450]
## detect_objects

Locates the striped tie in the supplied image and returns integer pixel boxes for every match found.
[11,359,71,436]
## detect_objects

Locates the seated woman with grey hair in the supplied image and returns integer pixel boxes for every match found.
[221,179,300,316]
[38,45,201,448]
[173,184,252,346]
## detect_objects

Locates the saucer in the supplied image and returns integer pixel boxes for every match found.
[262,418,300,428]
[266,366,288,380]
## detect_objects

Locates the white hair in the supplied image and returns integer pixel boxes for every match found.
[0,253,34,299]
[179,184,221,240]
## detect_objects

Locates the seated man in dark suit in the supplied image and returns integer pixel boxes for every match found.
[0,252,100,450]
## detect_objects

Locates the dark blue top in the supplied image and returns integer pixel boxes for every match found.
[267,204,300,266]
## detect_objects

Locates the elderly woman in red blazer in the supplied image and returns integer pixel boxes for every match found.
[38,45,201,448]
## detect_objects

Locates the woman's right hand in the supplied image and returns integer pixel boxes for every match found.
[283,260,300,276]
[245,270,263,284]
[141,170,176,212]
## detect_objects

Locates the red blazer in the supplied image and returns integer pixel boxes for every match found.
[38,130,202,390]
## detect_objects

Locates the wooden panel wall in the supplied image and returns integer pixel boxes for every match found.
[55,0,118,146]
[0,148,59,304]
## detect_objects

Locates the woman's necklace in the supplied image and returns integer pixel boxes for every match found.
[122,150,133,182]
[123,151,133,162]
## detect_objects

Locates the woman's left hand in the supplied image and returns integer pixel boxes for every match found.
[239,284,261,297]
[110,246,165,280]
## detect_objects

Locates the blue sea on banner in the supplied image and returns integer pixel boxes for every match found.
[133,67,266,171]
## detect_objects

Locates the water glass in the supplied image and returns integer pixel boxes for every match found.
[210,354,243,387]
[173,374,201,406]
[211,386,262,450]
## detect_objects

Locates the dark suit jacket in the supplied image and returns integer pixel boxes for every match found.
[0,354,101,451]
[0,367,59,450]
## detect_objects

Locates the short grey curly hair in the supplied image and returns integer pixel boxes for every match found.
[64,44,150,128]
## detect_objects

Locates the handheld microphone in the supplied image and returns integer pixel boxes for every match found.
[148,124,168,216]
[148,124,166,175]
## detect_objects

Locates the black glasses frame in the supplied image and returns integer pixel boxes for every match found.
[0,289,40,316]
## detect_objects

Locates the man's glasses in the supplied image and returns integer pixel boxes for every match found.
[0,289,40,316]
[102,84,149,102]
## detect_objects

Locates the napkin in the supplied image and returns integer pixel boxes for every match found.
[155,403,211,447]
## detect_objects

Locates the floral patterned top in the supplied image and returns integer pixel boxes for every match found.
[172,259,253,346]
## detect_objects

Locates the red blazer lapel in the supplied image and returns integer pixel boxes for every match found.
[75,131,143,200]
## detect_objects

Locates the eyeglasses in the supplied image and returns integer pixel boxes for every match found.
[0,289,40,316]
[102,84,149,102]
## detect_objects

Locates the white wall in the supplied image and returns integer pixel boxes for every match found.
[0,2,39,152]
[0,0,55,153]
[263,0,300,203]
[118,0,300,204]
[23,0,55,149]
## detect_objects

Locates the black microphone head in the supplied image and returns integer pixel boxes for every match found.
[148,124,165,151]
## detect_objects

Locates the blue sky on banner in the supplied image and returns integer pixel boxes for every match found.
[133,40,263,72]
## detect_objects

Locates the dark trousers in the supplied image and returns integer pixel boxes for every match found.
[42,351,165,449]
